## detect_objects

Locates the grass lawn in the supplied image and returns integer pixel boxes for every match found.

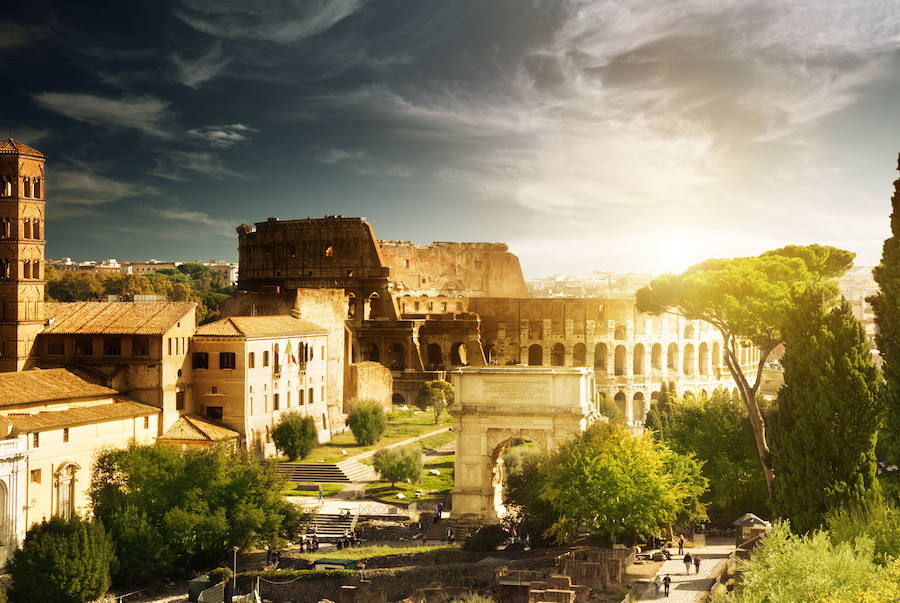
[365,453,454,503]
[299,543,456,561]
[281,482,346,497]
[299,409,452,464]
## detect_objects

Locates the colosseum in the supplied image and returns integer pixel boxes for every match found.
[236,216,754,422]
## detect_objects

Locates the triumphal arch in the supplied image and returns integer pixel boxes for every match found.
[449,366,597,522]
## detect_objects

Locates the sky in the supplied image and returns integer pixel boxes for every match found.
[5,1,900,277]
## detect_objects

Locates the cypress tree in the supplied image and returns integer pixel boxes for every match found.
[771,294,881,533]
[869,154,900,464]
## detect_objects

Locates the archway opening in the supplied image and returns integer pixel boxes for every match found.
[494,437,541,520]
[363,342,380,363]
[651,343,662,371]
[366,292,383,319]
[388,343,405,370]
[573,343,587,367]
[633,392,646,423]
[667,343,678,370]
[528,344,543,366]
[483,342,498,365]
[450,342,469,366]
[427,343,443,370]
[633,344,645,375]
[614,391,627,417]
[614,324,627,340]
[392,393,406,406]
[551,343,565,366]
[614,345,626,376]
[683,344,695,375]
[594,343,607,372]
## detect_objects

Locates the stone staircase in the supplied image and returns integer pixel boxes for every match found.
[307,512,357,541]
[277,459,375,483]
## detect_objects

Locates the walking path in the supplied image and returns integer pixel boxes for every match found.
[345,426,451,463]
[638,541,734,602]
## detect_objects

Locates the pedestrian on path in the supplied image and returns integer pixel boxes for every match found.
[663,574,671,597]
[683,552,693,575]
[317,487,324,504]
[652,574,661,598]
[694,554,701,574]
[677,535,685,555]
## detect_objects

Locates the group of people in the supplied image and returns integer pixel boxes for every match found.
[336,527,362,550]
[301,533,320,553]
[650,535,702,598]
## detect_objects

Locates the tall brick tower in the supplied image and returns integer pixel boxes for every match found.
[0,139,46,372]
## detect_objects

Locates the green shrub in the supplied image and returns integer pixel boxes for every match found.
[372,445,422,486]
[9,516,115,603]
[272,413,319,461]
[347,399,388,445]
[463,525,507,551]
[236,569,353,580]
[208,567,233,586]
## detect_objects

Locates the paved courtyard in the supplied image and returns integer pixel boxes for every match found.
[638,542,735,602]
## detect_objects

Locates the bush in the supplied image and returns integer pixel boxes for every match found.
[272,413,319,461]
[372,445,422,486]
[9,516,115,603]
[463,525,507,551]
[208,567,233,586]
[416,380,455,424]
[347,399,388,445]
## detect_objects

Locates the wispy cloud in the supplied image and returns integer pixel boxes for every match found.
[146,206,236,237]
[312,147,412,178]
[151,151,251,181]
[171,42,232,88]
[0,21,48,51]
[52,167,158,206]
[174,0,365,44]
[32,93,173,138]
[186,123,257,148]
[314,148,368,164]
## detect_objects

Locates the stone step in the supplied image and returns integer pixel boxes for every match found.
[277,460,377,484]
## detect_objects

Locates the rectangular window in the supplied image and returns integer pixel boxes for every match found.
[144,416,150,429]
[274,393,280,410]
[30,469,41,484]
[168,338,173,355]
[263,351,270,367]
[211,386,218,394]
[206,406,223,420]
[321,386,325,402]
[132,336,150,356]
[176,391,185,411]
[248,352,255,368]
[63,428,69,443]
[75,335,93,356]
[309,388,314,405]
[32,433,39,448]
[286,391,291,407]
[47,336,65,356]
[103,336,122,356]
[299,389,305,405]
[192,352,209,369]
[219,352,236,369]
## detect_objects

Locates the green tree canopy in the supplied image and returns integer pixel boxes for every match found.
[771,296,881,533]
[9,516,115,603]
[347,399,388,445]
[272,413,319,461]
[416,379,455,424]
[539,422,707,544]
[636,244,854,497]
[90,444,308,584]
[372,445,422,487]
[869,157,900,465]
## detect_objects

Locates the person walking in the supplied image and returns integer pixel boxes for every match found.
[663,574,671,597]
[683,552,693,575]
[694,554,701,574]
[652,574,661,598]
[677,535,685,555]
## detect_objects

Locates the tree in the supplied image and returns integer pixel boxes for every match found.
[347,399,387,445]
[372,445,422,486]
[869,156,900,465]
[9,516,115,603]
[539,422,707,544]
[597,395,626,424]
[90,444,308,583]
[636,244,854,497]
[272,413,319,461]
[503,449,559,547]
[771,295,881,533]
[416,380,455,424]
[662,390,768,525]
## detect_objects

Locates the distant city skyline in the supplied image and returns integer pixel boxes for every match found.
[5,1,900,277]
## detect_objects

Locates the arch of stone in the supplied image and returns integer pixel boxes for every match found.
[449,366,597,523]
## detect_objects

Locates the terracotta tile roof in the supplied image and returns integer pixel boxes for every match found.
[0,369,117,407]
[44,301,195,335]
[5,399,158,433]
[0,138,45,158]
[195,315,327,338]
[159,415,239,442]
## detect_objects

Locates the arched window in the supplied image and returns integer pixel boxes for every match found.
[614,391,627,416]
[388,343,405,370]
[594,343,607,371]
[551,343,565,366]
[633,392,646,421]
[23,220,30,239]
[364,342,380,363]
[273,344,280,375]
[651,343,662,370]
[0,480,8,545]
[33,179,41,198]
[614,345,626,376]
[712,341,721,374]
[32,220,40,239]
[450,342,468,366]
[573,343,587,366]
[699,342,709,375]
[22,260,30,279]
[426,343,443,369]
[22,178,31,198]
[667,343,678,370]
[614,324,627,340]
[632,344,645,375]
[684,324,695,339]
[528,344,543,366]
[55,463,79,519]
[683,344,695,375]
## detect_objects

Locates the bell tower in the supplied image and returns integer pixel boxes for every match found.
[0,139,46,372]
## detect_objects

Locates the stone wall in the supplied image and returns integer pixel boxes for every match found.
[346,361,393,410]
